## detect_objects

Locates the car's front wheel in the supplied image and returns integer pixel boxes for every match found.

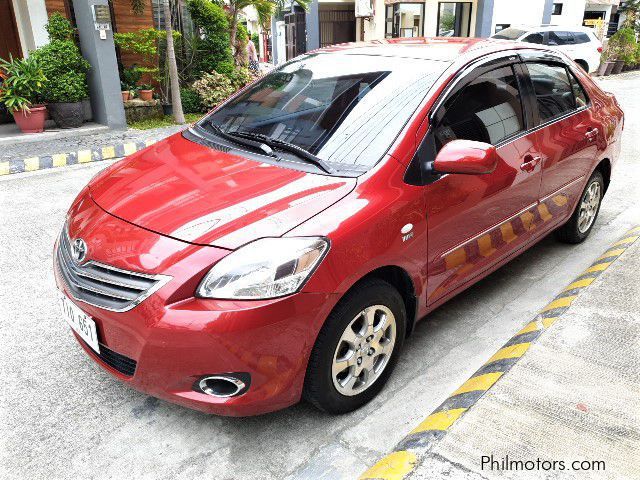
[555,170,604,243]
[303,278,406,414]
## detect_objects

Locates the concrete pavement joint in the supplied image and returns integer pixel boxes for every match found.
[359,226,640,480]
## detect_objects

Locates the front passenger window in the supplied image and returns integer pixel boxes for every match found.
[434,66,525,150]
[527,63,575,123]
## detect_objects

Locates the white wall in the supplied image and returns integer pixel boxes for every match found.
[11,0,49,55]
[491,0,545,33]
[550,0,587,26]
[359,0,386,41]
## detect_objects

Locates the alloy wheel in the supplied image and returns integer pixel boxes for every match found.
[331,305,396,396]
[577,181,601,234]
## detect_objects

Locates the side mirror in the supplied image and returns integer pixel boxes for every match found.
[429,140,498,175]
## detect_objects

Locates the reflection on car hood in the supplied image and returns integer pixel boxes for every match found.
[88,133,356,250]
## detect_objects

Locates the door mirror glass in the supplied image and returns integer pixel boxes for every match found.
[432,139,497,175]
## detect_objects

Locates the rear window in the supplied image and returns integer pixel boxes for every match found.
[201,53,446,171]
[573,32,591,44]
[492,28,527,40]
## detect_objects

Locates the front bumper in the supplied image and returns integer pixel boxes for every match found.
[54,193,339,416]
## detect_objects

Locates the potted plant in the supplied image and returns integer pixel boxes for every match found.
[121,81,131,102]
[608,28,636,74]
[0,55,47,133]
[30,13,91,128]
[120,65,142,102]
[138,83,155,101]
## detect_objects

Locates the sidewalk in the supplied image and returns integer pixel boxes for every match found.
[0,124,188,176]
[362,229,640,480]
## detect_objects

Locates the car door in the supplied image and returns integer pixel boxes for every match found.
[522,59,600,223]
[419,59,543,304]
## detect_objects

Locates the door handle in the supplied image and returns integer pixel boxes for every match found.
[520,154,541,173]
[585,128,599,140]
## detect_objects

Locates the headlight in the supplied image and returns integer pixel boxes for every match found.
[197,237,329,299]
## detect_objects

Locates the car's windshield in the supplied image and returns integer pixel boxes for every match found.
[200,53,447,172]
[492,28,527,40]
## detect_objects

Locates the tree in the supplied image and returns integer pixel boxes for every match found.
[163,0,185,124]
[621,0,640,33]
[227,0,309,62]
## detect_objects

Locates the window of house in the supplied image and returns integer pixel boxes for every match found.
[385,3,425,38]
[523,32,544,44]
[527,63,576,122]
[434,66,525,149]
[437,2,473,37]
[552,3,563,15]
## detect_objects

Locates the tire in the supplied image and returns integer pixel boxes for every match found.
[555,170,604,244]
[303,278,406,414]
[575,59,589,72]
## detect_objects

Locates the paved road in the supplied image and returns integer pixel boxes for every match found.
[1,72,639,480]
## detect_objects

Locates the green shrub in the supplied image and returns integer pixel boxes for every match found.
[121,65,143,90]
[180,87,203,113]
[187,0,234,75]
[30,39,90,103]
[30,15,90,103]
[608,27,637,64]
[44,70,88,103]
[46,12,74,41]
[225,67,253,90]
[192,71,234,109]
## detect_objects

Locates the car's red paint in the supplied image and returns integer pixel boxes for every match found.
[433,140,498,175]
[89,135,356,249]
[54,38,623,416]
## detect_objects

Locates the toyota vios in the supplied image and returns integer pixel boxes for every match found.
[54,38,623,416]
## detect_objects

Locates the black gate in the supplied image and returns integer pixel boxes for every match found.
[284,12,306,60]
[319,10,356,48]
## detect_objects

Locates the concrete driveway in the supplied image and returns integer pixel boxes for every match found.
[1,72,639,480]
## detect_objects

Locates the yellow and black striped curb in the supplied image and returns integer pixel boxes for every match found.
[0,138,161,176]
[359,226,640,480]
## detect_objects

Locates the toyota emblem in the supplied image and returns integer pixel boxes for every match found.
[71,238,88,263]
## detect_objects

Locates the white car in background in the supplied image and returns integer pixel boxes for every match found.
[491,25,603,73]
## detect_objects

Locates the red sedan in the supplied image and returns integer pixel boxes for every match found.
[54,38,623,416]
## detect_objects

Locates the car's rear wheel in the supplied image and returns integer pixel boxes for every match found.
[303,278,406,414]
[555,170,604,244]
[575,59,589,72]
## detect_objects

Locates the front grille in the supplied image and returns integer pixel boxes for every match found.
[81,338,137,376]
[56,227,171,312]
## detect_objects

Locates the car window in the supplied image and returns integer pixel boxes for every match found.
[202,53,445,170]
[434,66,525,149]
[527,63,576,122]
[547,31,574,46]
[492,28,527,40]
[523,33,544,44]
[568,70,589,108]
[573,32,591,44]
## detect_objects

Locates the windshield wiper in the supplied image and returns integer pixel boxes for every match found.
[231,131,336,174]
[209,124,279,159]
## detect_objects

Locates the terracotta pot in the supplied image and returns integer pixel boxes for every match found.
[12,106,47,133]
[48,101,84,129]
[612,60,625,74]
[122,91,131,102]
[139,89,153,101]
[604,61,616,75]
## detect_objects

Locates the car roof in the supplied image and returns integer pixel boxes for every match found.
[313,37,531,62]
[503,25,597,34]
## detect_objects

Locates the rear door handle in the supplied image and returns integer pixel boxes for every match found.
[585,128,599,140]
[520,154,541,173]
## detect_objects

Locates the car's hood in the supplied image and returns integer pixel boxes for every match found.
[89,133,356,250]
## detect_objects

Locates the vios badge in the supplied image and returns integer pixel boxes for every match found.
[71,238,88,263]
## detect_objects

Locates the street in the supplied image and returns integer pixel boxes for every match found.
[1,71,639,480]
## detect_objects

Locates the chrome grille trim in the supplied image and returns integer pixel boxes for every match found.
[56,227,171,312]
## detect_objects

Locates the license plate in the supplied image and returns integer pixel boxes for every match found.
[58,292,100,354]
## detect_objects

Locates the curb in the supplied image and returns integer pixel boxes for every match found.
[0,137,161,176]
[359,226,640,480]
